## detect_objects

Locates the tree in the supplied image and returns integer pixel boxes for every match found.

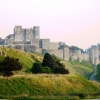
[42,53,69,74]
[31,62,43,74]
[42,53,55,70]
[0,56,23,77]
[51,54,69,74]
[42,66,52,73]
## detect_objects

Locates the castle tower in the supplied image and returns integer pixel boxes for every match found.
[62,45,70,61]
[33,26,40,39]
[94,45,99,65]
[14,26,25,43]
[25,28,33,43]
[90,45,95,65]
[98,44,100,60]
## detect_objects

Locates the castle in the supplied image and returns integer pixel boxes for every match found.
[0,25,100,65]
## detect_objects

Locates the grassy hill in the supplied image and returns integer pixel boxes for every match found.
[0,47,42,72]
[0,75,100,99]
[63,60,93,79]
[0,46,93,77]
[0,46,98,99]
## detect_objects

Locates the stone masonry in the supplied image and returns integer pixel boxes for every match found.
[0,25,100,65]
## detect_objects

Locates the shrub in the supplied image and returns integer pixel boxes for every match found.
[42,53,69,74]
[42,66,53,73]
[31,62,43,74]
[0,56,23,77]
[42,53,55,70]
[54,66,69,74]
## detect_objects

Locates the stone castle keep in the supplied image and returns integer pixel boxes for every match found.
[0,25,100,65]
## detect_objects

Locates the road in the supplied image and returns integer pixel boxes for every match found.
[89,67,99,82]
[89,72,98,81]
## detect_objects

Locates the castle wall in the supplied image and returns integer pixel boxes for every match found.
[31,38,39,47]
[4,25,100,65]
[24,44,36,52]
[81,53,89,61]
[14,44,24,51]
[42,49,63,59]
[50,42,59,49]
[70,53,77,61]
[5,39,14,45]
[74,50,82,62]
[0,39,5,45]
[39,39,50,50]
[35,47,42,53]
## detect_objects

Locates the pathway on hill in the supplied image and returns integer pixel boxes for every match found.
[89,67,99,82]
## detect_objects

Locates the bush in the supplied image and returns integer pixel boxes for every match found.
[42,53,69,74]
[42,66,53,73]
[31,62,43,74]
[54,66,69,74]
[42,53,55,70]
[0,56,23,77]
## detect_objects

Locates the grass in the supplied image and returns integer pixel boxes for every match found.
[0,47,93,77]
[0,75,100,99]
[0,47,42,72]
[62,60,93,79]
[0,47,98,99]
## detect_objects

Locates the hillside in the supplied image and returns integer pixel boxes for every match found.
[0,75,100,99]
[0,46,42,72]
[0,46,93,77]
[0,47,97,99]
[63,61,93,79]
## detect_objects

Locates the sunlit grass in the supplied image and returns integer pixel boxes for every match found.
[0,74,100,99]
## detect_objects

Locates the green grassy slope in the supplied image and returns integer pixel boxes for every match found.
[0,47,42,72]
[62,60,93,79]
[0,75,100,99]
[0,47,93,77]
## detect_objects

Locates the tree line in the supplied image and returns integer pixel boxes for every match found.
[31,53,69,74]
[0,53,69,77]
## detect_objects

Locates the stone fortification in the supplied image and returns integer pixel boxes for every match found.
[31,38,39,47]
[42,49,63,59]
[1,25,100,65]
[50,42,59,49]
[0,38,5,45]
[88,45,100,65]
[39,39,50,50]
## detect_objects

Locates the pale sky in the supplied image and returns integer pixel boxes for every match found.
[0,0,100,50]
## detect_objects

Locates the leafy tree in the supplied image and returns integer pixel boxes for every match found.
[31,62,43,74]
[0,56,23,77]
